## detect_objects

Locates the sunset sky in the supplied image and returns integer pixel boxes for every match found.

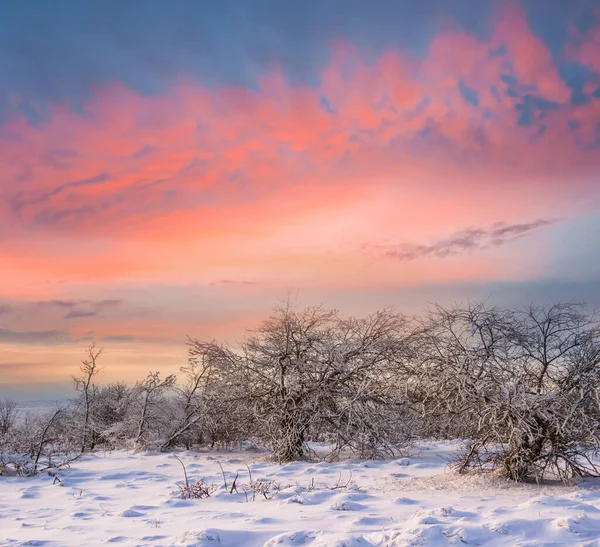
[2,0,600,399]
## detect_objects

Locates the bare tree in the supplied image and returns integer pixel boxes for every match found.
[133,372,176,450]
[160,353,216,450]
[242,303,339,461]
[414,301,600,483]
[90,381,135,448]
[0,406,81,476]
[408,302,510,440]
[321,309,414,459]
[497,303,600,481]
[185,339,254,449]
[188,302,413,462]
[73,343,102,453]
[0,399,18,438]
[32,408,65,474]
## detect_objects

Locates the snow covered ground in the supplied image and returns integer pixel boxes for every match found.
[3,441,600,546]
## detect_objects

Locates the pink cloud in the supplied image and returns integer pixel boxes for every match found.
[0,2,598,300]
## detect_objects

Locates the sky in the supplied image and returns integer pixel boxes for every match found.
[2,0,600,399]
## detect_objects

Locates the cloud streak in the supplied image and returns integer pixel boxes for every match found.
[64,310,97,320]
[0,329,69,345]
[385,219,557,261]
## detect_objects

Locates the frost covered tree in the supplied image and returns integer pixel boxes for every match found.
[0,399,18,438]
[133,371,176,450]
[90,381,135,447]
[160,356,216,450]
[73,343,102,453]
[414,302,600,482]
[0,406,80,476]
[188,302,413,461]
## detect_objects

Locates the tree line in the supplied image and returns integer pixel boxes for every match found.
[1,300,600,484]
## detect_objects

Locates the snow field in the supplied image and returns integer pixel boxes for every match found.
[3,441,600,546]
